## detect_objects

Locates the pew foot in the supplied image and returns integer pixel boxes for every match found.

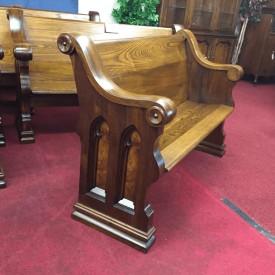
[195,122,226,157]
[0,116,5,147]
[195,141,225,157]
[0,129,5,148]
[72,203,156,253]
[15,115,35,144]
[0,162,6,189]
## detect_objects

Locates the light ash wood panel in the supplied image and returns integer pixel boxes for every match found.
[96,121,110,190]
[95,36,189,106]
[24,16,106,91]
[161,104,234,171]
[105,23,172,37]
[124,130,141,202]
[23,9,90,21]
[159,101,220,150]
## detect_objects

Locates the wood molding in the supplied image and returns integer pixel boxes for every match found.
[15,60,34,144]
[72,203,156,253]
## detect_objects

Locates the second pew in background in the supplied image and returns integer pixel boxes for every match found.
[0,5,100,88]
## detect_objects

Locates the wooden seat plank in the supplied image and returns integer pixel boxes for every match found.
[161,104,234,171]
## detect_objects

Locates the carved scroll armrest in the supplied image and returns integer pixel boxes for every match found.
[57,33,177,127]
[0,43,4,60]
[7,7,33,61]
[177,29,243,82]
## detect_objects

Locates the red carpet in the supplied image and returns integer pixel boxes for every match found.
[182,81,275,236]
[0,84,275,274]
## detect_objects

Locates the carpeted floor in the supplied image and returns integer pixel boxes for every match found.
[182,81,275,236]
[0,81,275,274]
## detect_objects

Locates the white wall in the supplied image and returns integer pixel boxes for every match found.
[78,0,119,24]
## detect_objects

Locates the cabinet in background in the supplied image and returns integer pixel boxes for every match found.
[159,0,242,63]
[238,6,275,84]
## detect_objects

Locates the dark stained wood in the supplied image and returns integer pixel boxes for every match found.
[238,6,275,83]
[0,43,5,147]
[238,13,272,81]
[0,160,5,189]
[0,42,6,189]
[160,0,242,64]
[58,29,242,252]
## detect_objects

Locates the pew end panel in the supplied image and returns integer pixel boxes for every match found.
[58,33,177,252]
[58,32,241,251]
[176,29,243,156]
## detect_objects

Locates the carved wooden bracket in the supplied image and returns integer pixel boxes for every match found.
[7,7,33,61]
[89,11,101,22]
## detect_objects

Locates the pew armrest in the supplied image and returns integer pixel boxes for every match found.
[177,29,243,82]
[57,33,177,127]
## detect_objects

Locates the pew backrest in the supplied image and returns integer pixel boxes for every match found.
[0,5,99,21]
[0,6,100,74]
[94,36,188,106]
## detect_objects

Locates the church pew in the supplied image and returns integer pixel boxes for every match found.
[57,30,243,252]
[0,5,100,88]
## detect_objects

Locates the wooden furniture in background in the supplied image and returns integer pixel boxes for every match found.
[159,0,242,64]
[58,30,243,252]
[7,6,173,144]
[0,5,100,89]
[238,4,275,84]
[0,42,6,189]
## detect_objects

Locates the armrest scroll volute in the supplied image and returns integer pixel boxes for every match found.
[177,29,244,82]
[57,33,177,127]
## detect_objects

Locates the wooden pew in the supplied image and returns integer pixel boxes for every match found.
[0,42,6,189]
[58,31,243,252]
[0,5,100,87]
[7,6,172,144]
